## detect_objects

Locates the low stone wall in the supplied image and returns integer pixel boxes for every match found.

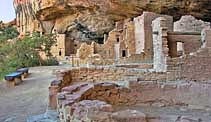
[54,67,167,89]
[116,63,153,69]
[167,47,211,81]
[130,80,211,108]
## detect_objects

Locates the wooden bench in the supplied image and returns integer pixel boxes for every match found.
[5,72,23,87]
[16,68,29,79]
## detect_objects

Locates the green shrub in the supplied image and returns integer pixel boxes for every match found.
[43,58,59,66]
[0,27,58,80]
[0,26,19,42]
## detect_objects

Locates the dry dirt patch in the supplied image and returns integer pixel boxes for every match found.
[0,66,69,122]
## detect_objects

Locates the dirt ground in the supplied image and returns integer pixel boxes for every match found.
[0,66,69,122]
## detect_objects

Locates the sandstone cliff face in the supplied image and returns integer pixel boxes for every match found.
[14,0,211,42]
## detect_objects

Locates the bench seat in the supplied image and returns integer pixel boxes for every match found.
[16,68,29,73]
[16,68,29,79]
[5,72,23,86]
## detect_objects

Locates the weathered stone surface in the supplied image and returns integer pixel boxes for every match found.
[152,17,169,72]
[111,110,147,122]
[174,15,210,32]
[69,100,113,122]
[50,67,167,90]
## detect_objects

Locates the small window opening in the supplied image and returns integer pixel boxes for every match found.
[122,50,126,57]
[38,23,40,28]
[117,37,120,42]
[98,37,104,44]
[59,49,62,56]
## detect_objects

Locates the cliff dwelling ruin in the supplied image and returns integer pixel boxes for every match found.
[45,12,211,121]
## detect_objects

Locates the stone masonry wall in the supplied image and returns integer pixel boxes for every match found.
[141,12,173,60]
[167,49,211,81]
[55,67,167,88]
[167,33,201,55]
[180,48,211,81]
[167,30,211,81]
[152,17,169,72]
[129,80,211,110]
[183,41,201,55]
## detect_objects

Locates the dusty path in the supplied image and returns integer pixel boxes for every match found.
[0,66,70,122]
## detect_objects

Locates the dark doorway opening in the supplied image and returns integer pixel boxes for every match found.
[97,37,104,44]
[59,49,62,56]
[117,37,120,42]
[122,50,126,57]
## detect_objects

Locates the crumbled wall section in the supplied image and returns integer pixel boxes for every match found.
[173,15,210,55]
[76,42,94,60]
[174,15,210,33]
[66,100,113,122]
[56,82,136,122]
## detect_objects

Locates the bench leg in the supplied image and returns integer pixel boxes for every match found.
[7,81,15,87]
[24,73,29,78]
[14,77,22,85]
[21,74,25,80]
[22,73,28,79]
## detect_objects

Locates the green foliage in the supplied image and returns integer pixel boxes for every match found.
[0,26,19,42]
[42,58,59,66]
[0,27,58,80]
